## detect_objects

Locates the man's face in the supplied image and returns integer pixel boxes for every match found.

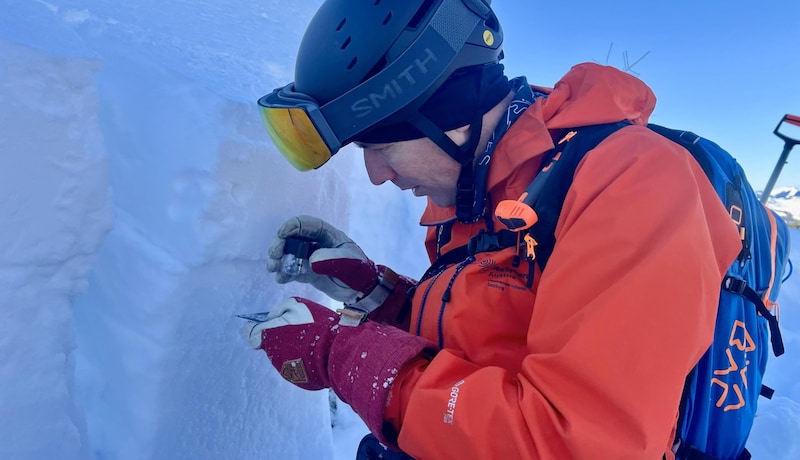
[356,136,462,208]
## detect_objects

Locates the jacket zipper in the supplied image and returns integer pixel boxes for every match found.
[435,256,475,349]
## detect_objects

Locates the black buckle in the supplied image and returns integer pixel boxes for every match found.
[723,276,747,295]
[467,230,503,255]
[455,183,477,223]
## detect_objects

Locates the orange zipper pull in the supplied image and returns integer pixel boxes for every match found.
[524,233,538,260]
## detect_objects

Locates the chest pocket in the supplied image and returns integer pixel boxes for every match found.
[411,248,536,369]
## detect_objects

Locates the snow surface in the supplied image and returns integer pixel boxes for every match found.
[0,1,798,459]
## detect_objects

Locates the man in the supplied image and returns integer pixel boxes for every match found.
[244,0,742,458]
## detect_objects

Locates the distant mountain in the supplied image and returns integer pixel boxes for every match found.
[764,187,800,228]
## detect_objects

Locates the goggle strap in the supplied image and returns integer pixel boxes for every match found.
[318,8,487,142]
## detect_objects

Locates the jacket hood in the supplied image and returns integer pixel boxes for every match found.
[420,63,657,226]
[538,62,656,129]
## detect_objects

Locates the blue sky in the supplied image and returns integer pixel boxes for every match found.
[491,0,800,190]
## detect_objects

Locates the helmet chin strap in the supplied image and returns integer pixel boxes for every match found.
[411,64,493,223]
[410,113,483,223]
[454,116,484,223]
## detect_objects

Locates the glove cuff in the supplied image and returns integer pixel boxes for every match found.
[345,267,398,312]
[328,322,435,447]
[366,266,416,330]
[337,267,399,327]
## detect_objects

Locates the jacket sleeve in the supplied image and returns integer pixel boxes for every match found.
[384,126,742,459]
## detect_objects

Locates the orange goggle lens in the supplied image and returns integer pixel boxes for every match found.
[259,105,332,171]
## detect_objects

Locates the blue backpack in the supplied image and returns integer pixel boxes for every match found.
[450,121,791,460]
[647,124,791,460]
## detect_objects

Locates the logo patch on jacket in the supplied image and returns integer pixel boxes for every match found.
[479,260,528,292]
[280,359,309,384]
[479,258,496,269]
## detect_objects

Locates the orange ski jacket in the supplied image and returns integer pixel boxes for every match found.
[382,63,743,459]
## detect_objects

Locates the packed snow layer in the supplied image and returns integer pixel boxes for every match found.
[0,32,355,460]
[0,39,110,460]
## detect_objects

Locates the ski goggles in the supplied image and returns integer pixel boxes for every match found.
[257,86,341,171]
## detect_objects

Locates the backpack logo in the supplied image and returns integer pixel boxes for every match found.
[711,320,756,412]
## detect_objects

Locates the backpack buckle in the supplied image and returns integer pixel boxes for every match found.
[467,230,503,255]
[723,276,748,295]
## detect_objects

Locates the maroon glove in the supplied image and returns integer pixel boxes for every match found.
[242,297,435,441]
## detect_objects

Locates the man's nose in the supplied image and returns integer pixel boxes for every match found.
[363,149,397,185]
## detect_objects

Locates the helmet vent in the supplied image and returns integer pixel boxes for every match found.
[407,0,437,30]
[347,57,358,70]
[336,18,346,31]
[382,12,393,25]
[340,36,352,50]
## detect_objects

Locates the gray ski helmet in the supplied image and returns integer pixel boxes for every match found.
[293,0,503,144]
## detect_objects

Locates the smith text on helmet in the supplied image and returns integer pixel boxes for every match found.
[350,48,438,119]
